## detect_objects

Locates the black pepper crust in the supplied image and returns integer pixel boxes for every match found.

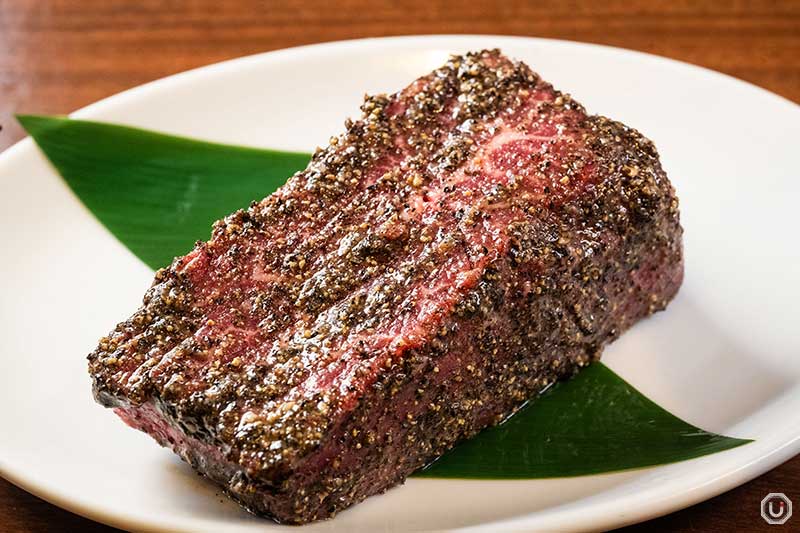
[88,49,683,523]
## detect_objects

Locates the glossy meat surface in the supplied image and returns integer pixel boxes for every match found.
[89,50,683,523]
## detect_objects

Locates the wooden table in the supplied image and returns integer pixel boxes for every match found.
[1,1,798,531]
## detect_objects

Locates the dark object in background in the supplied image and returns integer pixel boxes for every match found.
[88,50,683,523]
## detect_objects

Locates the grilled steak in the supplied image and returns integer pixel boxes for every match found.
[89,50,683,523]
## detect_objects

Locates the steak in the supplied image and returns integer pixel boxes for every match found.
[89,49,683,523]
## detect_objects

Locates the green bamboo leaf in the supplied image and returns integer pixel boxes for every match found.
[19,115,751,479]
[416,363,750,478]
[18,115,310,270]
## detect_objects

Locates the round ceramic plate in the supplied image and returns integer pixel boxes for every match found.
[1,35,798,532]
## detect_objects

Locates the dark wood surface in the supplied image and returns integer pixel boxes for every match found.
[1,1,798,531]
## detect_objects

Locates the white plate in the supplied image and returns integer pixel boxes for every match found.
[1,35,799,532]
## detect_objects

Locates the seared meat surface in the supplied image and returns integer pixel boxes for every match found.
[89,49,683,523]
